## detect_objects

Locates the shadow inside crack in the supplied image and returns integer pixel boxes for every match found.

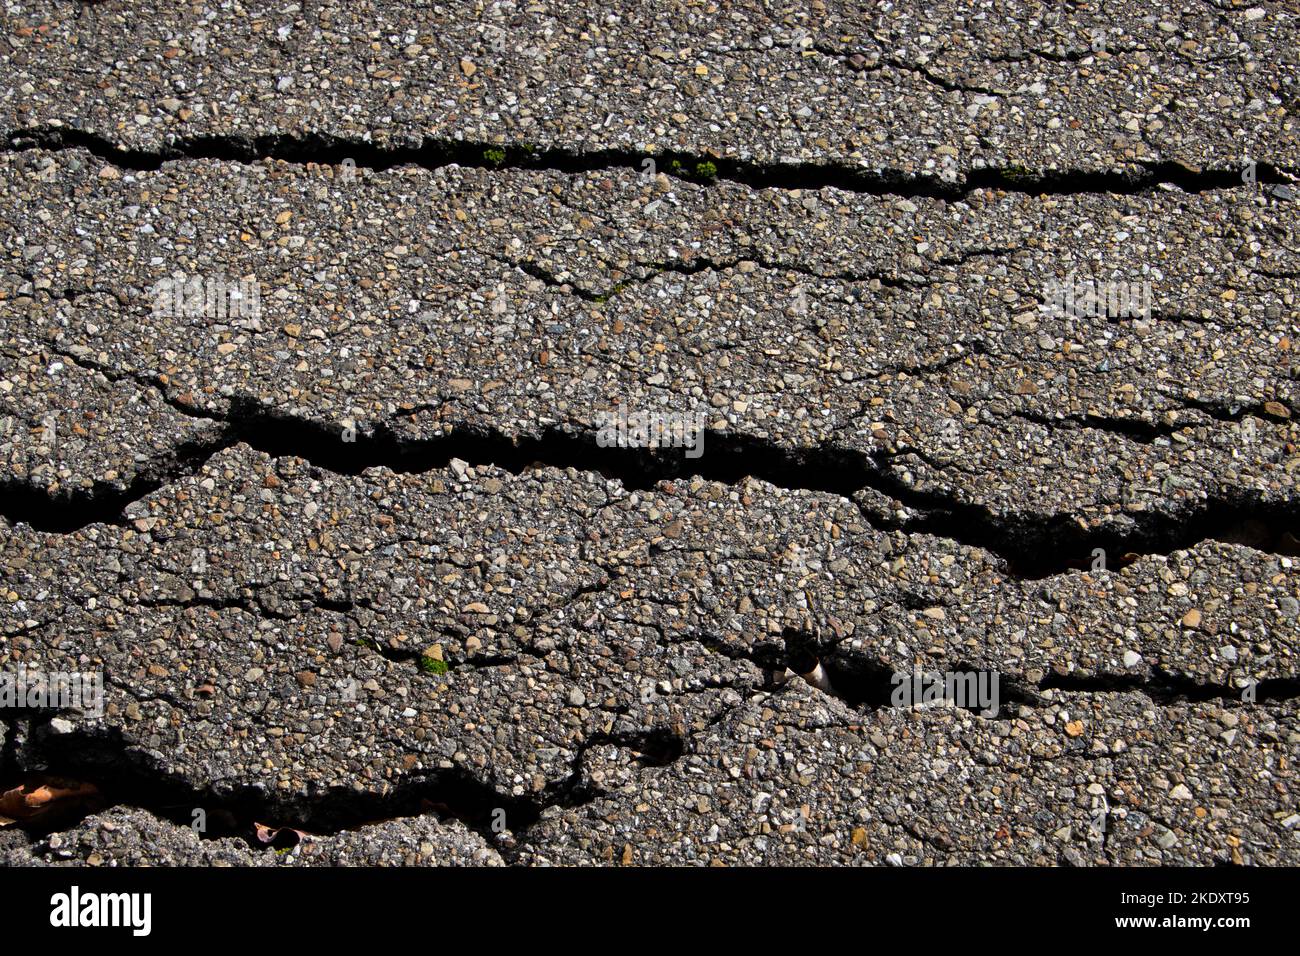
[0,717,543,846]
[0,713,698,853]
[1039,669,1300,705]
[0,432,229,533]
[775,630,1300,712]
[4,402,1299,580]
[8,126,1295,199]
[782,631,1039,714]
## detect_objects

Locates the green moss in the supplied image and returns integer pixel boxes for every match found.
[482,146,507,167]
[418,656,450,676]
[664,158,718,182]
[593,279,630,305]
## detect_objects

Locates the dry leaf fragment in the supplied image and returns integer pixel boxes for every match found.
[0,777,99,827]
[253,821,311,846]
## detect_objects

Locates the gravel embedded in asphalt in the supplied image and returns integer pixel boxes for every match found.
[1,0,1298,867]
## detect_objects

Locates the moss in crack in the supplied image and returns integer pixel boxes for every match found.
[592,279,631,304]
[418,657,450,676]
[663,158,719,183]
[694,160,718,180]
[482,147,507,167]
[1002,163,1034,183]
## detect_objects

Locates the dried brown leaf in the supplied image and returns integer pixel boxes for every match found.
[0,778,99,826]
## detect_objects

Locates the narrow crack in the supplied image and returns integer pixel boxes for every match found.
[773,629,1300,712]
[501,250,952,305]
[1175,395,1290,425]
[6,126,1295,200]
[1009,409,1185,443]
[1037,668,1300,705]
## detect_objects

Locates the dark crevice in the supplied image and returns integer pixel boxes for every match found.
[3,402,1299,577]
[0,431,230,534]
[675,626,1024,715]
[581,728,687,770]
[6,126,1294,200]
[352,632,423,666]
[0,714,657,857]
[1176,395,1290,425]
[0,707,694,862]
[779,629,1040,714]
[781,631,899,709]
[1001,393,1289,443]
[858,458,1300,578]
[1011,410,1184,443]
[3,661,1293,856]
[1038,669,1300,705]
[507,259,605,302]
[774,630,1300,712]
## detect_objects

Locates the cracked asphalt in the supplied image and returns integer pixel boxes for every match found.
[1,0,1298,867]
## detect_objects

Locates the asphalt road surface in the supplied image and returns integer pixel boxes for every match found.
[1,0,1298,866]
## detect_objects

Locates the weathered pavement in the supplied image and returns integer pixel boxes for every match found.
[1,1,1298,866]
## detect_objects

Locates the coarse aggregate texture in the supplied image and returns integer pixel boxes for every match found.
[1,0,1298,866]
[3,1,1298,179]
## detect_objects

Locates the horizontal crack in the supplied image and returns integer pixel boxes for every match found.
[0,430,230,533]
[0,712,685,860]
[3,400,1299,577]
[1009,410,1184,443]
[0,716,535,848]
[775,629,1300,712]
[1037,669,1300,705]
[6,126,1295,200]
